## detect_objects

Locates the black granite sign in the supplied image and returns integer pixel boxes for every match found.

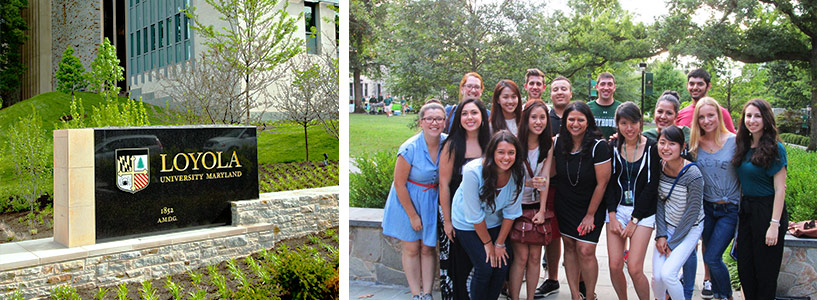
[94,126,259,241]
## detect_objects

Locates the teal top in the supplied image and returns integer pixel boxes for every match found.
[736,142,787,197]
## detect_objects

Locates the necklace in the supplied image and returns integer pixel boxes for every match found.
[567,152,582,187]
[622,140,640,205]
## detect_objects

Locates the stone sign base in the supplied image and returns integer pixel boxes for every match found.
[0,187,338,299]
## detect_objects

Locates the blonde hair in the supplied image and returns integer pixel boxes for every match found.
[689,97,730,156]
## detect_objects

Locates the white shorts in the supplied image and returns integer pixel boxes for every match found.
[605,204,655,228]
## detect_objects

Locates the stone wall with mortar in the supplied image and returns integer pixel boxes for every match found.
[232,186,339,240]
[349,208,438,287]
[0,187,338,299]
[51,0,101,91]
[777,234,817,297]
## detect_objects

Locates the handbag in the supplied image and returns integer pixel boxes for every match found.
[509,160,553,245]
[788,220,817,238]
[510,208,554,245]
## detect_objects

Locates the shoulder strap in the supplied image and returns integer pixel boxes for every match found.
[662,162,697,202]
[523,160,535,177]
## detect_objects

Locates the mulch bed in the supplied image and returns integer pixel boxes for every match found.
[0,196,54,244]
[72,227,339,300]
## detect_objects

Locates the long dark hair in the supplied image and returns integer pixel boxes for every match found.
[732,98,780,169]
[558,101,603,158]
[614,102,643,150]
[518,99,553,164]
[480,130,524,213]
[443,98,491,171]
[490,80,522,132]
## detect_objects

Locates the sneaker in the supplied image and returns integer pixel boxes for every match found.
[500,286,510,299]
[421,293,433,300]
[701,280,713,299]
[412,295,421,300]
[535,279,560,297]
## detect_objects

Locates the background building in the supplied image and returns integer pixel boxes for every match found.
[20,0,337,118]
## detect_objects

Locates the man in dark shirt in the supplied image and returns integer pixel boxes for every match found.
[549,76,573,136]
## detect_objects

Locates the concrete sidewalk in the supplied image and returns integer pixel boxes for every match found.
[350,231,743,299]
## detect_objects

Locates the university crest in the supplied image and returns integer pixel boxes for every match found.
[116,148,150,193]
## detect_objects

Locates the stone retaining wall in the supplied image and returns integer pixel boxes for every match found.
[777,234,817,297]
[0,186,338,299]
[349,207,436,287]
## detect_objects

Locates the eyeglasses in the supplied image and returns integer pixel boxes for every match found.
[422,117,445,124]
[463,84,481,90]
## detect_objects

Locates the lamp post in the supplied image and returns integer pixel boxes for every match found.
[587,73,592,100]
[639,62,647,117]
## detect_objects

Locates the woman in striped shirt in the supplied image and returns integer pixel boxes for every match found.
[652,126,704,300]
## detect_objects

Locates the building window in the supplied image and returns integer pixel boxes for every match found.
[158,21,163,48]
[127,1,192,76]
[304,2,318,54]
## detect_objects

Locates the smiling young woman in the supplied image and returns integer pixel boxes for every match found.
[508,99,555,300]
[652,126,704,300]
[438,98,490,300]
[381,102,447,300]
[552,101,611,300]
[731,98,788,300]
[604,102,660,300]
[451,130,525,300]
[490,80,523,135]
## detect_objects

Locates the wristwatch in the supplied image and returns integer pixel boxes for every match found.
[631,217,640,225]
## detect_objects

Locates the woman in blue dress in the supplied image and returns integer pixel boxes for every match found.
[382,102,448,300]
[452,130,524,300]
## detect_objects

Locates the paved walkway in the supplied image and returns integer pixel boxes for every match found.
[350,231,744,299]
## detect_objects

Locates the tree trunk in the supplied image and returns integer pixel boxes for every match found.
[809,46,817,151]
[303,123,310,161]
[353,61,364,113]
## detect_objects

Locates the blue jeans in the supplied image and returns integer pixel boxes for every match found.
[702,202,738,299]
[682,249,696,299]
[455,227,509,300]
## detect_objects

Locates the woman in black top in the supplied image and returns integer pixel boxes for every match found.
[551,101,611,300]
[604,102,660,300]
[439,98,491,300]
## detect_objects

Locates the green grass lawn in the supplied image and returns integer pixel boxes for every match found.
[350,113,419,157]
[0,91,338,208]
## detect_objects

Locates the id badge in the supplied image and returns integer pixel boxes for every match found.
[624,190,634,205]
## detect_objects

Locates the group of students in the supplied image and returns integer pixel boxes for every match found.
[380,68,788,300]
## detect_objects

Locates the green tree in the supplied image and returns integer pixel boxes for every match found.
[185,0,303,124]
[350,0,388,112]
[649,59,688,114]
[378,0,661,105]
[56,46,88,94]
[88,38,124,101]
[0,0,29,108]
[660,0,817,150]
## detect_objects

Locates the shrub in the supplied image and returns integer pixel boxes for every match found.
[776,109,806,134]
[780,133,810,147]
[350,149,397,208]
[270,244,338,300]
[785,145,817,222]
[56,45,88,94]
[6,109,52,213]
